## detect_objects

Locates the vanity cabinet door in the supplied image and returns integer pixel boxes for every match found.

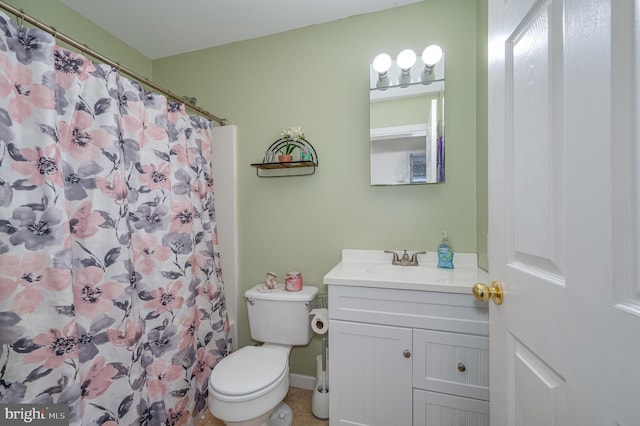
[413,389,489,426]
[329,319,413,426]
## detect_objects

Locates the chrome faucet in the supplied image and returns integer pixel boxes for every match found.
[384,250,426,266]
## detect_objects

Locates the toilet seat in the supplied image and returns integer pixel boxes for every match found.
[210,346,289,402]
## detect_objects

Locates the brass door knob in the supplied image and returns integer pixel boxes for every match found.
[472,281,504,305]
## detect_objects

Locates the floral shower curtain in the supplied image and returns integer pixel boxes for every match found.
[0,12,230,426]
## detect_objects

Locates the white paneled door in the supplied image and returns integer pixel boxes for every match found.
[487,0,640,425]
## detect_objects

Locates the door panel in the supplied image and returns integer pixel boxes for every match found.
[508,334,566,426]
[611,0,640,314]
[508,0,566,280]
[488,0,640,425]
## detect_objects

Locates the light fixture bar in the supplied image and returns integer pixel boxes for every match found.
[370,45,444,90]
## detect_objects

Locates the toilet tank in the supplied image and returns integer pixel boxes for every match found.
[245,284,318,345]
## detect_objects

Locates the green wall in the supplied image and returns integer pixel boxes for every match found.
[2,0,487,378]
[153,0,481,376]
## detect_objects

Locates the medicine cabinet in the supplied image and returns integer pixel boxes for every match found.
[369,49,445,185]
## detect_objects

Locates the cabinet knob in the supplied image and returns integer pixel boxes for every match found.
[457,362,466,372]
[403,349,411,358]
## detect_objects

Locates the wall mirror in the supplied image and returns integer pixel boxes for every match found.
[369,46,445,185]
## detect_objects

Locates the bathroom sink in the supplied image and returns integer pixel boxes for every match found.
[323,249,489,294]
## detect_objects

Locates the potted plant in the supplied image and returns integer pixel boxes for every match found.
[278,126,304,162]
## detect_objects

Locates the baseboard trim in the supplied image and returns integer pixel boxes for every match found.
[289,373,315,390]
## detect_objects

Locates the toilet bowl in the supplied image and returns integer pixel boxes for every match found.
[208,284,318,426]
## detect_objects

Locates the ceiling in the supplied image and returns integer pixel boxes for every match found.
[60,0,424,60]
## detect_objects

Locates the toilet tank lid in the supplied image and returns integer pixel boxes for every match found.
[245,284,318,302]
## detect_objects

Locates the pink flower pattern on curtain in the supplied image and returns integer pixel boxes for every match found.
[0,12,230,426]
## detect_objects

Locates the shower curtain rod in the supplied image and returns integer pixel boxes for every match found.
[0,1,228,126]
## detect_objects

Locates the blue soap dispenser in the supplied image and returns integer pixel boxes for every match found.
[437,231,454,269]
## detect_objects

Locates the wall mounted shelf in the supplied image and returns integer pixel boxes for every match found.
[251,138,318,178]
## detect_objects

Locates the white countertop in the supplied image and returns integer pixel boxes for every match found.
[323,249,489,294]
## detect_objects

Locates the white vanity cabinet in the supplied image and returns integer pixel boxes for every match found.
[327,281,489,426]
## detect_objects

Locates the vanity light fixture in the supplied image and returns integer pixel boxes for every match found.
[372,53,392,90]
[371,45,443,89]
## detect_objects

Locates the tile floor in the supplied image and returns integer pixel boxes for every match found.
[197,387,329,426]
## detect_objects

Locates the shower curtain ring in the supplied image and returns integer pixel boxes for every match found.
[17,9,25,29]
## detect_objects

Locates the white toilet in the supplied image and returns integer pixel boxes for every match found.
[208,284,318,426]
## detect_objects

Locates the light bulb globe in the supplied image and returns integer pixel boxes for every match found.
[396,49,416,70]
[422,45,443,67]
[372,53,392,73]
